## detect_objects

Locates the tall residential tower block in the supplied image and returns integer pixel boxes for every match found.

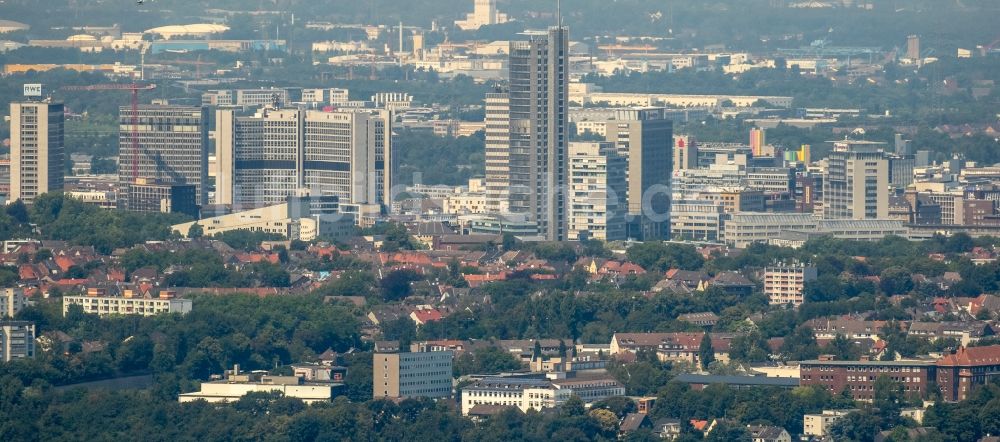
[10,102,64,203]
[502,27,569,241]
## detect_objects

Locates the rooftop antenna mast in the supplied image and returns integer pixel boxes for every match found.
[557,0,562,29]
[669,0,675,36]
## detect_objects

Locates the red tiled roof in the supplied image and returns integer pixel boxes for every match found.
[18,265,37,280]
[600,261,646,275]
[310,246,340,259]
[235,253,280,265]
[464,272,508,288]
[54,255,76,272]
[937,345,1000,367]
[619,262,646,274]
[411,309,444,324]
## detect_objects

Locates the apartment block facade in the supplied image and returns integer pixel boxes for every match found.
[63,291,192,317]
[764,264,818,306]
[0,321,35,362]
[10,101,64,203]
[567,142,627,241]
[373,350,453,399]
[506,27,569,241]
[484,90,511,214]
[1,288,26,318]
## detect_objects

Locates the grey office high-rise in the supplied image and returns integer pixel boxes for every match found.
[216,108,392,212]
[602,108,673,240]
[10,102,64,204]
[118,105,210,206]
[506,27,569,241]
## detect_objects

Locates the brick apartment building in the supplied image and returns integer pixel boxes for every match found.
[799,356,937,401]
[801,345,1000,402]
[937,345,1000,402]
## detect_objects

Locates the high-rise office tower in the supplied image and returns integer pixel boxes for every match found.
[673,135,698,171]
[9,102,64,203]
[118,105,210,206]
[216,108,392,212]
[484,89,511,214]
[604,109,673,240]
[750,127,766,157]
[567,142,627,241]
[822,141,889,220]
[506,27,569,241]
[216,108,299,207]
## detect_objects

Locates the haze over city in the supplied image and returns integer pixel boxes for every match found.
[0,1,999,441]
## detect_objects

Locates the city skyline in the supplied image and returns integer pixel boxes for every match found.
[0,1,999,440]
